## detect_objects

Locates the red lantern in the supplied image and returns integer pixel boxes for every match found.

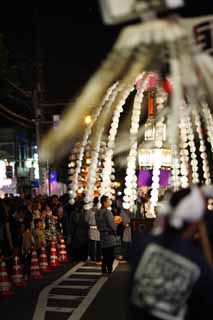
[163,79,173,94]
[148,95,154,116]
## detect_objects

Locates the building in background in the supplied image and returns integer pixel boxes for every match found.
[0,127,37,197]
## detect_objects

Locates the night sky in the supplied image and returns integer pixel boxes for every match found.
[0,1,213,113]
[2,2,121,104]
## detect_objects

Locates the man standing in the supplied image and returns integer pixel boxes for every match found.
[96,195,116,274]
[85,197,102,263]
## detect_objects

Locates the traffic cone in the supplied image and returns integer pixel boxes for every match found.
[12,256,26,287]
[39,242,51,272]
[0,258,14,296]
[59,235,70,262]
[49,236,60,267]
[30,248,42,280]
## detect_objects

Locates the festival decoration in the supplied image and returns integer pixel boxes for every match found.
[39,13,212,216]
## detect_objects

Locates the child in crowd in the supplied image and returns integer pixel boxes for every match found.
[33,218,45,257]
[22,221,34,280]
[40,206,47,229]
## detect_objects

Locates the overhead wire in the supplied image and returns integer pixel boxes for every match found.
[8,94,34,114]
[5,79,33,113]
[0,111,34,129]
[0,103,33,123]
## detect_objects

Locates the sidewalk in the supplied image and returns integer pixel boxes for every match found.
[81,263,130,320]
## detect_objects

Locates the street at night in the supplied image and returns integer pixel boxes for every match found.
[0,1,213,320]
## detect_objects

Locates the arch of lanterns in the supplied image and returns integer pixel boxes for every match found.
[68,67,213,216]
[36,18,212,216]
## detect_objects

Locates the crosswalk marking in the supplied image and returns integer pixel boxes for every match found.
[56,284,91,289]
[33,260,119,320]
[74,271,101,275]
[67,260,119,320]
[46,306,74,313]
[80,266,100,270]
[65,278,96,282]
[33,262,84,320]
[48,294,82,300]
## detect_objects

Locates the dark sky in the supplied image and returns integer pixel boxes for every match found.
[1,1,213,107]
[2,2,121,104]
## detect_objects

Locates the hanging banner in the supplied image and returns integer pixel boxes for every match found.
[53,115,60,128]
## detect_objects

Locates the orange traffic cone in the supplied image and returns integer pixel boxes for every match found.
[30,248,42,280]
[12,256,26,287]
[0,258,14,296]
[49,236,60,267]
[59,235,70,263]
[39,242,51,272]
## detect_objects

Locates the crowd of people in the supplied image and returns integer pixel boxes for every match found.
[1,184,213,319]
[0,192,130,280]
[0,193,68,279]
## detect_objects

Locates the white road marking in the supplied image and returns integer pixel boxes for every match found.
[33,259,119,320]
[48,294,82,300]
[65,278,96,282]
[55,284,91,289]
[67,259,119,320]
[32,262,84,320]
[80,266,101,270]
[46,306,74,313]
[74,272,101,275]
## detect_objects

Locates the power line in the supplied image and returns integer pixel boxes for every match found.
[0,103,33,123]
[0,111,34,128]
[8,94,34,114]
[6,79,32,99]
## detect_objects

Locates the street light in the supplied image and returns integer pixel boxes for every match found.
[84,115,92,125]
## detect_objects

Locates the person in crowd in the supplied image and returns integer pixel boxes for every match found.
[96,195,116,275]
[18,195,33,236]
[0,199,14,258]
[24,194,33,215]
[71,197,89,261]
[120,207,133,262]
[33,218,45,257]
[55,203,65,235]
[85,197,102,264]
[50,194,60,215]
[59,193,70,206]
[128,186,213,320]
[22,220,35,280]
[44,203,58,254]
[63,199,74,256]
[40,205,47,229]
[32,199,41,221]
[12,206,26,257]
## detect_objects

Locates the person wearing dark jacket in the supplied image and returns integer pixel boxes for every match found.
[128,186,213,320]
[96,195,116,274]
[71,198,89,261]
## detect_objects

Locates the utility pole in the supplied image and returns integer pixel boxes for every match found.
[33,8,45,194]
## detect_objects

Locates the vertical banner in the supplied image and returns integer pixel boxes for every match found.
[53,115,60,128]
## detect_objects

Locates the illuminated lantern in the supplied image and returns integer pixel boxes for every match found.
[162,78,173,94]
[114,215,122,225]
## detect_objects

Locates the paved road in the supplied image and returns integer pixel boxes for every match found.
[81,263,130,320]
[33,261,113,320]
[1,260,127,320]
[0,261,76,320]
